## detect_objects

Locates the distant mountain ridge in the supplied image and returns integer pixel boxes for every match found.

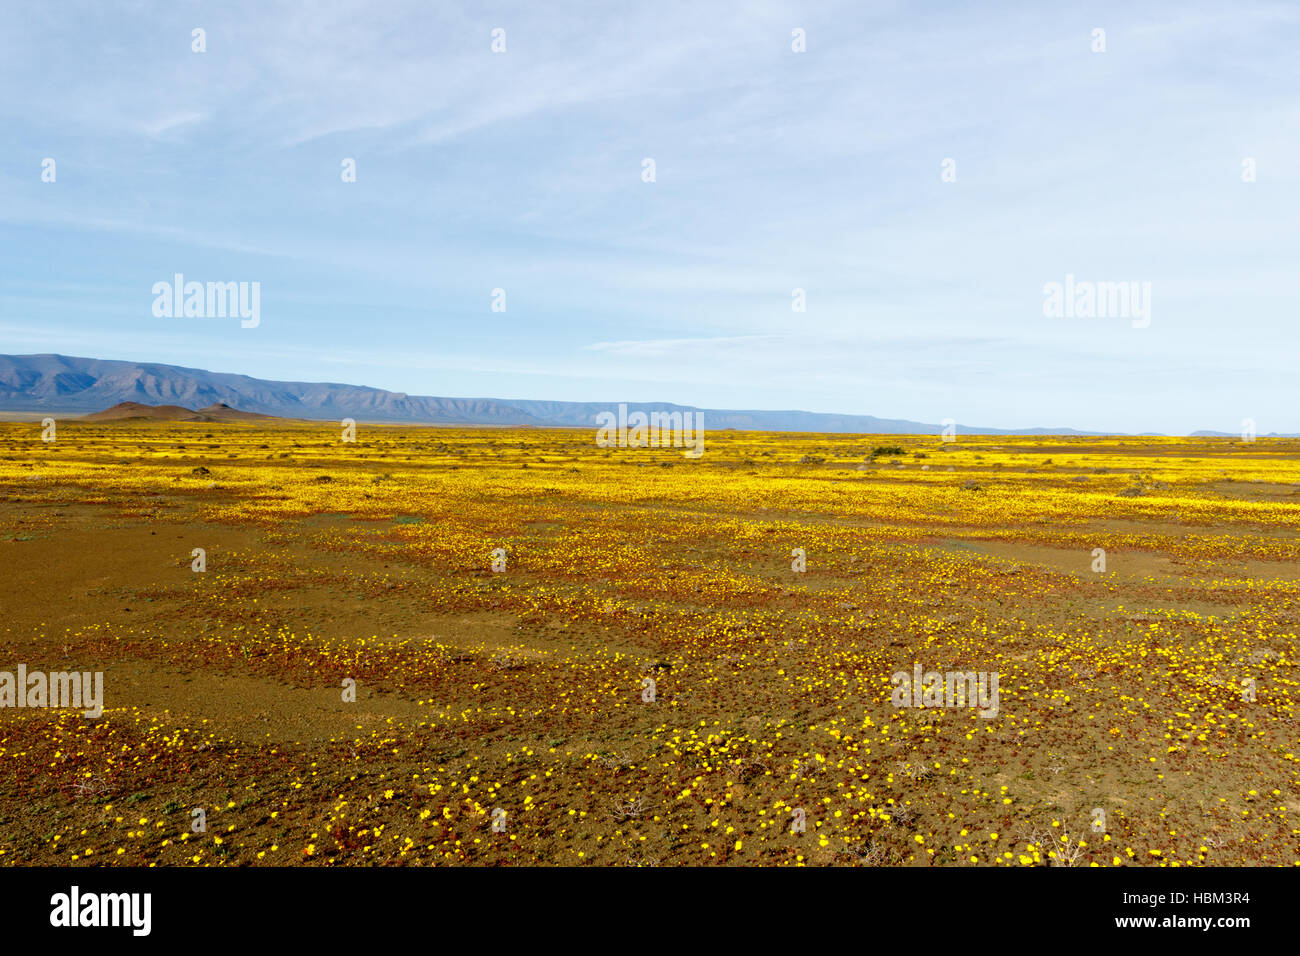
[0,354,554,426]
[0,354,1278,435]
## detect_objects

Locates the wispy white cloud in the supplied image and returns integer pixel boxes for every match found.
[2,0,1298,432]
[137,112,205,136]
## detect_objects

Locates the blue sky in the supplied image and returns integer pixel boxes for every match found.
[2,1,1298,433]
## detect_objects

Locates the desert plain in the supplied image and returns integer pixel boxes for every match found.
[0,421,1297,866]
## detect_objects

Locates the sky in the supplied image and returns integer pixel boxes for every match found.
[2,0,1298,434]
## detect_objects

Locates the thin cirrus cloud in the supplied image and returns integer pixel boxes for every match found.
[584,335,788,359]
[136,112,206,137]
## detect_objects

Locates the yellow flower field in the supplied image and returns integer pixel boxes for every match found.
[0,421,1297,866]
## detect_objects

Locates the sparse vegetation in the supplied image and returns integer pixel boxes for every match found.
[1,422,1297,866]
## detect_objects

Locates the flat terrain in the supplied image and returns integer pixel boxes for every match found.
[1,422,1298,866]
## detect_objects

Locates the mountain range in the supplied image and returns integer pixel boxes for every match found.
[0,354,1277,436]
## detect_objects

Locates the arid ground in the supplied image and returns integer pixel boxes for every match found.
[1,422,1298,866]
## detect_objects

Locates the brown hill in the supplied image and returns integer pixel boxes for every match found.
[81,401,284,423]
[82,402,208,422]
[195,402,282,422]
